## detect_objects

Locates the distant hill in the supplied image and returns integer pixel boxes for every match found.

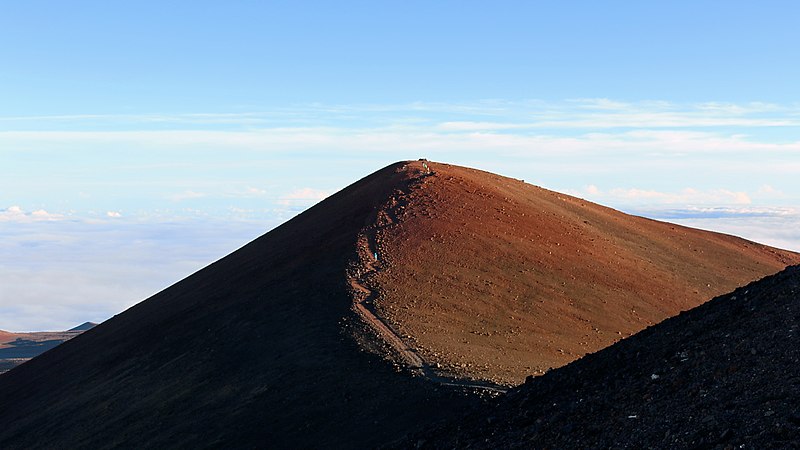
[410,265,800,448]
[0,324,95,374]
[0,161,797,448]
[68,322,98,332]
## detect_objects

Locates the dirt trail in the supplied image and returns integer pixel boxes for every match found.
[350,237,425,372]
[349,162,508,394]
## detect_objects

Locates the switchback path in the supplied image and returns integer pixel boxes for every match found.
[348,163,508,395]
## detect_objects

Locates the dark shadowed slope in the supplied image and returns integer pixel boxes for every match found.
[367,162,800,384]
[411,265,800,449]
[0,162,475,449]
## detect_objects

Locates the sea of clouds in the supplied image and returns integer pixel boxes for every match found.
[2,204,798,331]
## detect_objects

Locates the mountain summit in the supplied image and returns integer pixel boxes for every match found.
[0,161,797,448]
[357,162,800,384]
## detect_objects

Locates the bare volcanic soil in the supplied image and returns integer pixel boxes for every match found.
[410,265,800,449]
[367,162,800,385]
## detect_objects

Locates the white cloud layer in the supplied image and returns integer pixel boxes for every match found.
[598,187,751,206]
[668,213,800,253]
[0,217,273,331]
[1,206,798,332]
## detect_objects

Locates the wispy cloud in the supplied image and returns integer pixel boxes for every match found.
[3,127,798,162]
[278,188,332,208]
[568,179,793,210]
[3,99,800,131]
[167,190,207,202]
[223,187,268,198]
[608,187,752,205]
[244,187,266,196]
[0,206,64,222]
[567,98,633,111]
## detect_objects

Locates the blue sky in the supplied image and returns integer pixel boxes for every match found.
[2,1,800,330]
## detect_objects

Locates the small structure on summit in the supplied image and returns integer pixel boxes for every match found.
[419,158,432,175]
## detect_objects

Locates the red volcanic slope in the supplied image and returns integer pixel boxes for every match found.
[0,161,797,448]
[364,162,800,384]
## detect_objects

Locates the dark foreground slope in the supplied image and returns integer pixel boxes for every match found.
[0,162,474,449]
[412,265,800,449]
